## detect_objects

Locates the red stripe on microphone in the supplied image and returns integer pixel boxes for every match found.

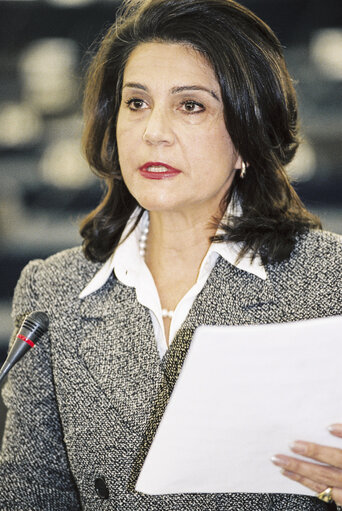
[17,334,35,348]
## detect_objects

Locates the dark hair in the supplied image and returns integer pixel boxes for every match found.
[80,0,321,264]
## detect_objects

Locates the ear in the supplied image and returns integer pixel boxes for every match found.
[234,153,245,170]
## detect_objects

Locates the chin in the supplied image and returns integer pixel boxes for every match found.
[134,193,182,213]
[137,201,179,213]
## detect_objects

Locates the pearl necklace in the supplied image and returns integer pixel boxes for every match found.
[139,219,174,319]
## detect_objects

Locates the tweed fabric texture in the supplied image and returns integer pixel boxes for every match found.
[0,230,341,510]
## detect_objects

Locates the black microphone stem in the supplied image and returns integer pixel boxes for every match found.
[0,311,49,387]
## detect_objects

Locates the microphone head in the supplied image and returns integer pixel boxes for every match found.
[20,311,49,343]
[0,310,50,387]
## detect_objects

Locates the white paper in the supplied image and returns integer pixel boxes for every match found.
[135,316,342,495]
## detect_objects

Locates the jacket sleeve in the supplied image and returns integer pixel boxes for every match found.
[0,260,81,510]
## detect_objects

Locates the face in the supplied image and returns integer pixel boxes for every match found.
[116,42,242,218]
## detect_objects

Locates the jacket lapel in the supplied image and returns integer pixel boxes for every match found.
[76,275,164,430]
[164,256,276,396]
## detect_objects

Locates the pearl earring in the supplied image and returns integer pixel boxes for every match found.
[240,161,247,179]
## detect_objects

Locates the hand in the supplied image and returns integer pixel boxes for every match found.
[271,423,342,505]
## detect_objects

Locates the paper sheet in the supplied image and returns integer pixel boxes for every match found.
[135,316,342,495]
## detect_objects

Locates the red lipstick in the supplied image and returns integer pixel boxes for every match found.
[139,161,182,180]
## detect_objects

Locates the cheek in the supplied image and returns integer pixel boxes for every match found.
[116,114,142,166]
[116,123,131,168]
[187,126,234,170]
[212,127,237,168]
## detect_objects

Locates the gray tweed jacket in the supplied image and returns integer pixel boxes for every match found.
[0,230,342,511]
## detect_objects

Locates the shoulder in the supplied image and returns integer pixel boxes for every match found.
[12,246,102,319]
[261,230,342,318]
[34,246,101,283]
[286,229,342,277]
[19,246,101,286]
[267,229,342,306]
[293,229,342,259]
[269,229,342,273]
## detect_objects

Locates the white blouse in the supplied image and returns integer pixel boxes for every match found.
[80,209,266,359]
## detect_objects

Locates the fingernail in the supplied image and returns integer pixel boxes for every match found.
[328,424,342,434]
[271,455,289,467]
[290,440,308,454]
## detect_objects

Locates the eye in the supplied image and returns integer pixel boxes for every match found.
[125,98,147,111]
[179,100,205,114]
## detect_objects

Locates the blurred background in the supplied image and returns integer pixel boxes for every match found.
[0,0,341,439]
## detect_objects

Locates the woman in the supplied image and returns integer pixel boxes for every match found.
[1,0,342,509]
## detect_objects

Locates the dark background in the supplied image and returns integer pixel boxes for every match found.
[0,0,341,440]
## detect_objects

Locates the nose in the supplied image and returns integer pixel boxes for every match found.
[142,106,174,146]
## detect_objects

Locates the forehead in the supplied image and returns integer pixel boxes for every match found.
[122,41,219,89]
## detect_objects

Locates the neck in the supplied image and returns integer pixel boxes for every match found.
[140,208,224,329]
[144,208,224,281]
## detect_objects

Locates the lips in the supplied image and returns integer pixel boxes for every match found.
[139,161,182,180]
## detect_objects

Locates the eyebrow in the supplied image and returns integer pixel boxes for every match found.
[122,82,220,101]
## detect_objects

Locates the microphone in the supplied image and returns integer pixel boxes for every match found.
[0,311,49,387]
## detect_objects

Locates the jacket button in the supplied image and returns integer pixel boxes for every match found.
[95,477,109,499]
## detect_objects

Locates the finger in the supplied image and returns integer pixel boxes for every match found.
[332,487,342,505]
[281,469,327,494]
[329,424,342,439]
[282,470,342,506]
[271,454,342,488]
[290,440,342,469]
